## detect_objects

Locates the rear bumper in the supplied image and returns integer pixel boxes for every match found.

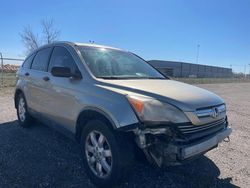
[178,127,232,160]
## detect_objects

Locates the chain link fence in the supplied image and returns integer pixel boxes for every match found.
[0,53,23,88]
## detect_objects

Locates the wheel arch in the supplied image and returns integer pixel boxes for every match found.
[14,89,24,109]
[75,107,118,142]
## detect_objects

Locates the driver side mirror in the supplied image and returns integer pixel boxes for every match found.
[51,66,82,79]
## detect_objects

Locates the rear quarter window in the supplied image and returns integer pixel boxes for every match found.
[22,53,35,69]
[31,47,52,71]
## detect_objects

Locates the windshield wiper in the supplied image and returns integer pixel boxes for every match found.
[147,77,167,79]
[96,76,123,79]
[96,76,167,80]
[129,77,166,79]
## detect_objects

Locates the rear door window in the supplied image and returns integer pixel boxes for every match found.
[22,53,35,69]
[31,47,52,71]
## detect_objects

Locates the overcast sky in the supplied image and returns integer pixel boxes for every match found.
[0,0,250,72]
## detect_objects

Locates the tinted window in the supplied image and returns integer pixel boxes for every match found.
[31,48,52,71]
[22,53,35,68]
[49,47,78,73]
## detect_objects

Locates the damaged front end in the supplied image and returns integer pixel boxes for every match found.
[133,119,232,167]
[134,126,180,166]
[125,95,231,167]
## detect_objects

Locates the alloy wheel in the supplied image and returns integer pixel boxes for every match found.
[85,130,113,178]
[18,97,26,122]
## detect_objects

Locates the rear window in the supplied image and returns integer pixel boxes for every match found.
[31,47,52,71]
[22,53,35,69]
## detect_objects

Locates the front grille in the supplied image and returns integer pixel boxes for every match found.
[196,104,226,119]
[178,118,226,140]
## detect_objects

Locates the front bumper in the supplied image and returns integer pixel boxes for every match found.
[133,117,231,166]
[135,126,232,166]
[178,127,232,160]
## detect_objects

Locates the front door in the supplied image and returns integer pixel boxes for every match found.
[42,46,83,132]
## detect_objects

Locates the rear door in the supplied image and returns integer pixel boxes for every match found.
[28,47,53,113]
[19,53,36,107]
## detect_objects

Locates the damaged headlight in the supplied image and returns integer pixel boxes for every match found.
[127,95,189,124]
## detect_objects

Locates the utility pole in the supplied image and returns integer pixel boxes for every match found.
[196,44,200,64]
[244,65,247,78]
[0,52,3,88]
[249,64,250,79]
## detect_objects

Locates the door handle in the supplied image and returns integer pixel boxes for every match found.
[43,76,50,81]
[25,72,29,76]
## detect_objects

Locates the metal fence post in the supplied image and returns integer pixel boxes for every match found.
[0,52,3,88]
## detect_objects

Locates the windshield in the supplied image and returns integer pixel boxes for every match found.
[77,46,165,79]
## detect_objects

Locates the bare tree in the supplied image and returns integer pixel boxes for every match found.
[20,19,60,54]
[41,19,60,44]
[20,26,40,53]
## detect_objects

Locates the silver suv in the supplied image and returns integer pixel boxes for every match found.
[15,42,232,187]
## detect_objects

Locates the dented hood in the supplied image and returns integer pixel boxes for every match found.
[97,79,224,111]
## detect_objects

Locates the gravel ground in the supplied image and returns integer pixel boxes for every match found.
[0,83,249,188]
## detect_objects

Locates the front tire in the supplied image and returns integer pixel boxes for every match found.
[80,119,133,187]
[16,93,34,127]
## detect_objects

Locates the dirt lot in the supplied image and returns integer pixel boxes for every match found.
[0,83,249,188]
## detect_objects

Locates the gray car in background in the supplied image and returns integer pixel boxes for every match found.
[14,42,232,187]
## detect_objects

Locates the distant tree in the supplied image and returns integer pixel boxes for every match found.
[41,19,60,44]
[19,25,40,53]
[20,19,60,54]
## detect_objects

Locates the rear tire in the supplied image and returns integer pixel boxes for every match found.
[16,93,34,127]
[80,119,133,187]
